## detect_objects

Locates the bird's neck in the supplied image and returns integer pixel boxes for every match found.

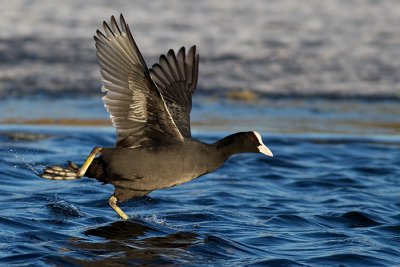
[212,133,247,160]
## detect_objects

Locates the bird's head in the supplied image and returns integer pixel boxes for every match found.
[246,131,273,157]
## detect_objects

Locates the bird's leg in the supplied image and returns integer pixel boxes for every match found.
[109,196,129,220]
[40,147,102,180]
[76,147,103,177]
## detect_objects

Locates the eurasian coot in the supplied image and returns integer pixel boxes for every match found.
[40,14,273,220]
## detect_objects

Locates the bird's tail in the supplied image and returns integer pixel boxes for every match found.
[39,161,81,180]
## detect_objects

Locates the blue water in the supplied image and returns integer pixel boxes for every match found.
[1,97,400,266]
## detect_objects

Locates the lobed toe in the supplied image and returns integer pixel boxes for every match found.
[51,165,64,172]
[40,165,80,180]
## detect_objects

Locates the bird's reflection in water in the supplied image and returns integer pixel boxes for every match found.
[64,219,202,266]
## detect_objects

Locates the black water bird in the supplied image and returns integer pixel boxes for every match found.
[40,14,273,219]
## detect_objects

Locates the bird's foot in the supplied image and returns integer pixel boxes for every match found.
[109,196,129,220]
[67,161,79,171]
[40,162,81,180]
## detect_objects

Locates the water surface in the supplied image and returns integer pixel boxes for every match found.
[0,97,399,266]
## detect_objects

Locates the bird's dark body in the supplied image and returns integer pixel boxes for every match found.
[87,139,226,201]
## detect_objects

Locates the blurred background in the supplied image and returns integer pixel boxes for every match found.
[0,0,399,135]
[2,0,400,97]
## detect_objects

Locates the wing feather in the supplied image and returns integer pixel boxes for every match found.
[95,14,184,148]
[149,46,200,137]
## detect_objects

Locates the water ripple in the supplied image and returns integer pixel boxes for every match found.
[1,127,400,265]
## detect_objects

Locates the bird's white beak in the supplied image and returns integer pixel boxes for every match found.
[253,131,273,157]
[258,144,273,157]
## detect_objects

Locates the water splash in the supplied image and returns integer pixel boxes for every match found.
[10,148,40,176]
[142,214,167,226]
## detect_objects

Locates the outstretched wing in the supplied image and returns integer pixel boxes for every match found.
[94,14,184,148]
[149,46,199,138]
